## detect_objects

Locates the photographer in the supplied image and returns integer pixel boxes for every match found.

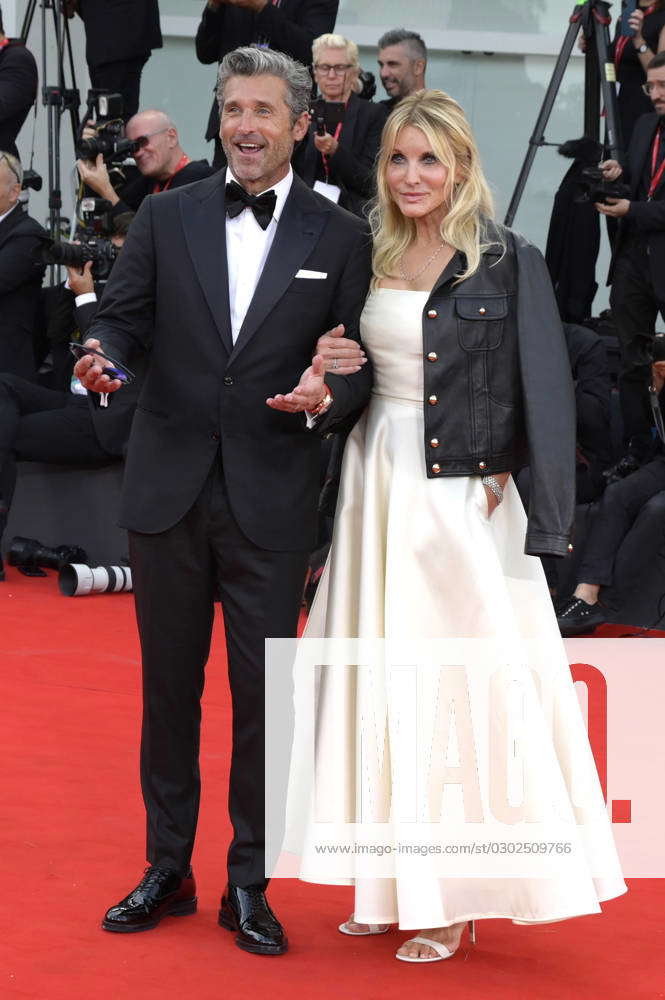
[597,51,665,480]
[194,0,338,167]
[556,354,665,634]
[293,33,385,216]
[66,1,162,121]
[0,214,143,582]
[0,5,38,159]
[0,151,46,380]
[376,28,427,114]
[76,109,213,219]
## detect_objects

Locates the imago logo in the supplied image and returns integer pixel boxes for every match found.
[571,662,630,824]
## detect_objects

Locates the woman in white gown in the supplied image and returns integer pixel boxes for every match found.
[286,90,626,964]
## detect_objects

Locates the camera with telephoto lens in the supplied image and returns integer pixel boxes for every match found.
[38,234,119,282]
[75,89,146,164]
[8,536,88,571]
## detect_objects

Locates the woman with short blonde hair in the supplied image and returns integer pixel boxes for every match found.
[311,33,360,76]
[293,32,385,217]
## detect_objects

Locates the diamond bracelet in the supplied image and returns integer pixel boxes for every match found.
[481,474,504,503]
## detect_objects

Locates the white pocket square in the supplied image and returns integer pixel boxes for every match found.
[295,269,328,279]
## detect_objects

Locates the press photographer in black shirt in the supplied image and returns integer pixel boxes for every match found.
[597,51,665,479]
[556,352,665,634]
[0,214,142,582]
[0,152,46,380]
[76,109,213,219]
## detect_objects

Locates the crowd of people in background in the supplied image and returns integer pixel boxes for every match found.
[1,0,665,631]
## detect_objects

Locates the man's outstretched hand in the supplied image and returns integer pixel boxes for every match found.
[267,354,327,413]
[73,338,123,394]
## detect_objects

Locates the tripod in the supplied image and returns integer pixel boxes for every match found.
[20,0,81,238]
[504,0,622,227]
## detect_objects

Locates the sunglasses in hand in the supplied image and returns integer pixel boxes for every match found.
[69,342,135,385]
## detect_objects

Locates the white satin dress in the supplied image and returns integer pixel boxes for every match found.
[292,288,626,929]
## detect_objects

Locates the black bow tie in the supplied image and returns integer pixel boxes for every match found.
[225,180,277,230]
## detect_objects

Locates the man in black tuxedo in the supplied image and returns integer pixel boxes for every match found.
[0,9,38,158]
[598,50,665,478]
[195,0,338,166]
[75,46,372,956]
[67,0,162,120]
[0,152,46,379]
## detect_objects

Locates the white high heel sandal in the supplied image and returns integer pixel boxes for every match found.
[395,920,476,963]
[338,915,392,936]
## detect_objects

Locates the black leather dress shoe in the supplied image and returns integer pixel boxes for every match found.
[102,866,197,933]
[557,596,607,637]
[219,884,288,955]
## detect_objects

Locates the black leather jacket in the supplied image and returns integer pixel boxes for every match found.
[419,221,576,558]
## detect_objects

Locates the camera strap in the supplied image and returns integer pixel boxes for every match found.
[648,123,665,199]
[153,153,190,194]
[322,121,343,180]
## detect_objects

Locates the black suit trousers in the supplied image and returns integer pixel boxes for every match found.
[129,456,308,887]
[89,55,149,121]
[610,238,665,453]
[577,455,665,586]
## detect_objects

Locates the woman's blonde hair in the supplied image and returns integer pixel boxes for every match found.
[369,89,498,286]
[312,33,360,71]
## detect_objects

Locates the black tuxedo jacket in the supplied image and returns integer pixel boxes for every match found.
[195,0,338,141]
[77,0,162,67]
[293,93,386,216]
[0,40,38,158]
[611,111,665,291]
[87,169,373,549]
[0,206,46,379]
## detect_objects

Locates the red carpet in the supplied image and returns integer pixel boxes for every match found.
[2,569,663,1000]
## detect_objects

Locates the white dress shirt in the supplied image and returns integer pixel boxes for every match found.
[225,166,293,344]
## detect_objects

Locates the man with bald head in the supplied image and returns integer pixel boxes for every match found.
[77,109,214,218]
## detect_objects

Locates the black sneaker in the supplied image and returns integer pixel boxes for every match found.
[556,596,606,637]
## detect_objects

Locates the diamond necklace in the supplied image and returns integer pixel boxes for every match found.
[399,242,446,282]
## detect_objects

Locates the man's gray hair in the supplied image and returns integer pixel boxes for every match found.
[377,28,427,63]
[216,46,312,123]
[0,150,23,186]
